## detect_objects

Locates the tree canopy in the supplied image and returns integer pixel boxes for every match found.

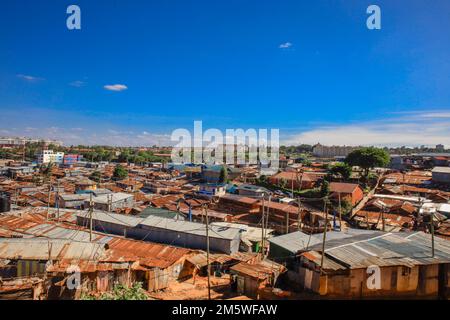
[218,165,228,183]
[345,147,390,177]
[329,163,352,180]
[113,165,128,180]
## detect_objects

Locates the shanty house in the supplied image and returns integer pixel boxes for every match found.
[83,192,135,211]
[77,211,242,254]
[229,259,286,299]
[58,194,90,209]
[296,232,450,299]
[329,182,364,206]
[432,167,450,185]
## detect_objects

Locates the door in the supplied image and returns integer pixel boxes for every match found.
[237,276,245,295]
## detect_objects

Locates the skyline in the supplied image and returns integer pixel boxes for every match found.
[1,0,450,147]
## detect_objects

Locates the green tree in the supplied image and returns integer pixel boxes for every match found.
[345,147,390,178]
[320,180,330,198]
[113,164,128,180]
[329,163,352,180]
[218,165,228,183]
[89,171,102,183]
[279,178,288,189]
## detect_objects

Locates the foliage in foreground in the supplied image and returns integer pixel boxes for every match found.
[81,283,148,300]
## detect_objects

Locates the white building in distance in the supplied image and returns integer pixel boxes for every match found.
[312,143,359,158]
[37,150,64,164]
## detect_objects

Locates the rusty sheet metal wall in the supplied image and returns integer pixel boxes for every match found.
[16,260,46,278]
[147,268,169,292]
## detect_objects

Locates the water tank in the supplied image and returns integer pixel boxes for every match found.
[0,193,11,213]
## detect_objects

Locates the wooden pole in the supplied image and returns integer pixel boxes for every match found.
[56,179,60,222]
[261,196,265,256]
[338,192,342,231]
[89,193,93,242]
[204,204,212,300]
[286,211,289,234]
[265,196,270,256]
[47,182,52,220]
[430,209,435,257]
[320,198,328,275]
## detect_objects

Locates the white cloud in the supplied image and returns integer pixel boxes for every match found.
[103,84,128,92]
[283,112,450,148]
[279,42,292,49]
[17,74,44,82]
[69,80,86,87]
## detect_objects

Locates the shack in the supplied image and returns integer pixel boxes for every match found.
[77,211,242,254]
[229,259,286,299]
[296,231,450,299]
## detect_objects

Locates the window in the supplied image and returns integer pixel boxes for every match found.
[401,266,411,276]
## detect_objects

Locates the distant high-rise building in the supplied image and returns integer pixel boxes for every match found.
[37,150,64,164]
[436,144,445,152]
[312,143,359,158]
[0,137,62,148]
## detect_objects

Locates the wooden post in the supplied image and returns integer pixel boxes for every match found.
[46,182,52,220]
[89,193,93,242]
[204,204,212,300]
[261,196,265,256]
[56,179,60,222]
[265,196,270,256]
[338,192,342,231]
[286,211,289,234]
[320,198,328,275]
[430,209,435,257]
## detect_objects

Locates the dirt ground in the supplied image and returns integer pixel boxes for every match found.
[147,275,232,300]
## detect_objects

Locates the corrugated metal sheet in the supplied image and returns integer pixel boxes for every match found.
[269,229,383,254]
[230,259,285,280]
[104,237,191,268]
[139,215,241,240]
[317,231,450,269]
[0,238,106,261]
[76,211,143,227]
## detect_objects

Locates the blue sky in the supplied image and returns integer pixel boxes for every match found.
[0,0,449,146]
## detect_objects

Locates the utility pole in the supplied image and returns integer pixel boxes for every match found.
[89,193,93,242]
[338,192,342,231]
[291,174,294,198]
[430,208,435,257]
[108,194,112,212]
[56,179,60,222]
[285,211,289,234]
[381,205,386,232]
[203,204,211,300]
[265,195,270,257]
[320,198,329,275]
[46,182,52,220]
[261,196,265,256]
[22,142,26,162]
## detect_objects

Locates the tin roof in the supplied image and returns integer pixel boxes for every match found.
[268,229,381,254]
[139,215,241,240]
[432,166,450,173]
[0,238,106,261]
[304,231,450,271]
[230,259,285,279]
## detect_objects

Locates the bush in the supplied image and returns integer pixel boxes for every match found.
[81,283,148,300]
